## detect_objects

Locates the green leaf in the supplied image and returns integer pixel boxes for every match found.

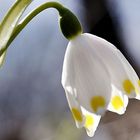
[0,51,6,67]
[0,0,32,56]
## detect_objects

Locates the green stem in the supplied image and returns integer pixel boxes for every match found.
[0,2,63,56]
[12,2,65,41]
[2,1,82,56]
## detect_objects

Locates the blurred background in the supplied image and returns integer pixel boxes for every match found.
[0,0,140,140]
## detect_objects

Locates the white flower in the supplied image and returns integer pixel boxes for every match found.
[61,33,140,137]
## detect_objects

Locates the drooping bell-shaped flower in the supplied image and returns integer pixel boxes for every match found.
[0,1,139,137]
[61,33,140,137]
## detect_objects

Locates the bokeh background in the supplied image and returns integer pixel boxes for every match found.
[0,0,140,140]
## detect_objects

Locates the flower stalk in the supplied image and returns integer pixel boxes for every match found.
[0,1,82,57]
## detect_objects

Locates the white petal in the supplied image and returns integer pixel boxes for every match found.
[116,50,140,99]
[83,33,138,98]
[65,89,85,128]
[81,107,101,137]
[108,85,128,114]
[62,34,112,115]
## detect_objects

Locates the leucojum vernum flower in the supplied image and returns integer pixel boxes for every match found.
[0,0,140,137]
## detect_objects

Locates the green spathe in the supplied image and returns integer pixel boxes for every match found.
[59,7,82,40]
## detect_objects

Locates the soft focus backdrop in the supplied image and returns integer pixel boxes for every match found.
[0,0,140,140]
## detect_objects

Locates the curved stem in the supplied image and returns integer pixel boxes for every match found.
[1,1,82,57]
[0,2,65,56]
[14,2,65,37]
